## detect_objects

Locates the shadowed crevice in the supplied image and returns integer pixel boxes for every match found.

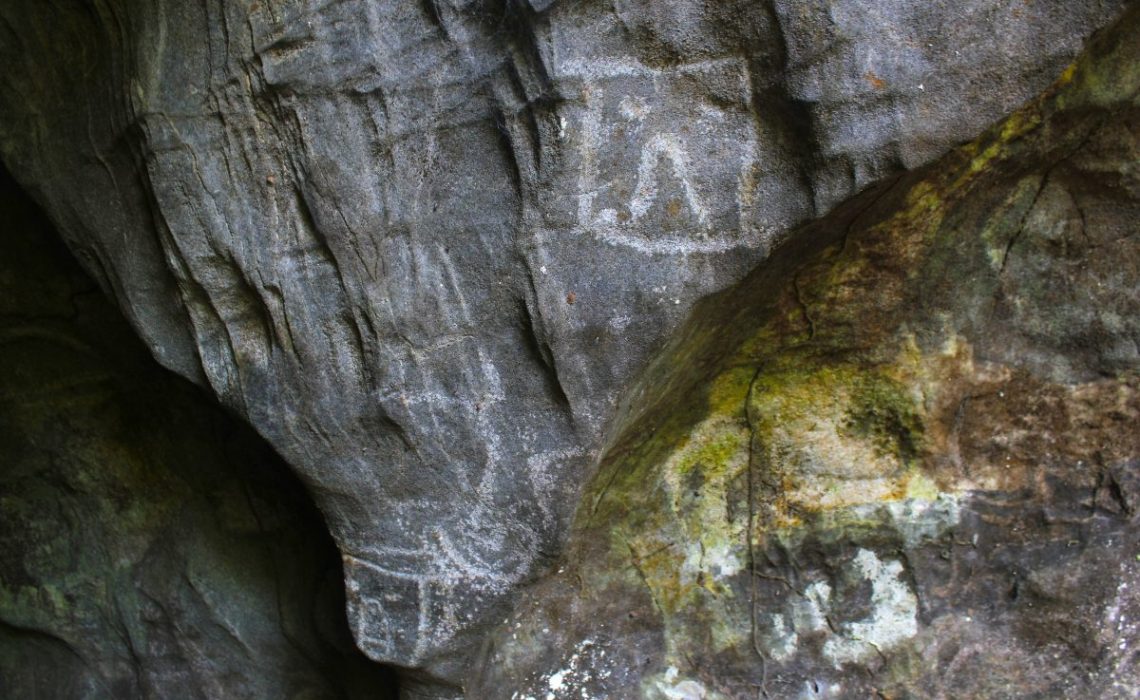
[0,163,400,700]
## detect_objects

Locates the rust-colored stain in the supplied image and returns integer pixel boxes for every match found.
[665,198,683,218]
[566,291,576,305]
[864,71,887,90]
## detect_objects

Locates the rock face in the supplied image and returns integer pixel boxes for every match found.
[0,0,1131,690]
[472,8,1140,697]
[0,169,395,698]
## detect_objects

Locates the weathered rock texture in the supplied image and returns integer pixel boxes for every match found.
[473,8,1140,697]
[0,0,1132,690]
[0,169,395,698]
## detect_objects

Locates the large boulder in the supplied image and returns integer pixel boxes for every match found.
[472,8,1140,696]
[0,0,1130,690]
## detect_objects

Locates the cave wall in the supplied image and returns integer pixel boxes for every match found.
[1,0,1139,696]
[0,2,1131,688]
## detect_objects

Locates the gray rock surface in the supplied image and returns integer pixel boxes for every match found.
[0,0,1130,690]
[0,169,395,699]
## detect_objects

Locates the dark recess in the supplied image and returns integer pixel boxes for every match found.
[0,163,400,699]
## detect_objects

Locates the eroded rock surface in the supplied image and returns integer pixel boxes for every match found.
[0,0,1131,689]
[0,169,395,699]
[473,8,1140,697]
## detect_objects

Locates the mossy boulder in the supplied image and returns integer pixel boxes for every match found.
[472,7,1140,698]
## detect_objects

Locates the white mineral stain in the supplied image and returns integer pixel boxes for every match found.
[651,666,708,700]
[526,639,605,699]
[768,614,797,661]
[767,580,830,661]
[885,493,961,548]
[797,581,831,634]
[707,541,744,578]
[823,549,918,667]
[548,669,566,691]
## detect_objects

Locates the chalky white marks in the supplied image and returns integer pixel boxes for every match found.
[1104,560,1140,695]
[527,448,587,519]
[619,95,650,121]
[622,133,710,227]
[607,314,633,332]
[557,57,736,81]
[559,56,770,255]
[335,235,569,664]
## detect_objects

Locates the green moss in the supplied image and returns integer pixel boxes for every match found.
[978,175,1047,269]
[1056,6,1140,110]
[905,472,941,500]
[670,423,747,480]
[751,360,924,458]
[706,366,758,419]
[841,374,924,465]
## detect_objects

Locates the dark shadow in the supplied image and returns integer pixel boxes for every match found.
[0,163,400,699]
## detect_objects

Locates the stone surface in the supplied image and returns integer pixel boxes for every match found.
[0,0,1131,690]
[472,8,1140,696]
[0,169,395,698]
